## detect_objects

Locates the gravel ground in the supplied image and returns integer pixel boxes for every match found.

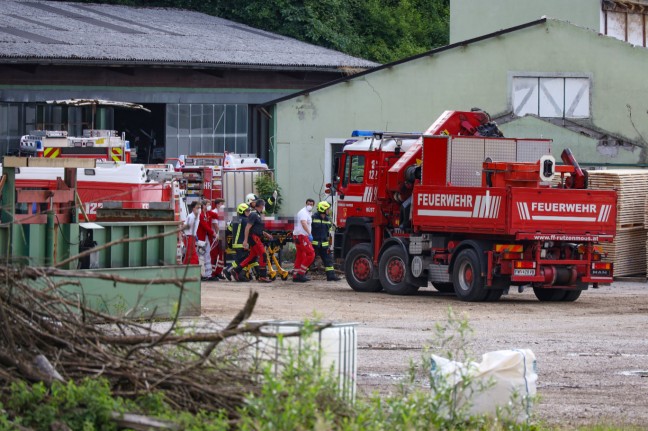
[201,276,648,429]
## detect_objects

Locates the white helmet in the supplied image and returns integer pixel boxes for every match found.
[245,193,257,204]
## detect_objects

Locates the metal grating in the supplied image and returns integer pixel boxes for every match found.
[485,138,516,162]
[449,137,485,187]
[428,264,451,282]
[447,138,552,187]
[517,140,551,162]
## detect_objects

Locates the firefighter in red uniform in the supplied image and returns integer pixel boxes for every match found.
[207,198,226,279]
[231,199,273,283]
[197,200,216,281]
[181,201,200,265]
[292,198,316,282]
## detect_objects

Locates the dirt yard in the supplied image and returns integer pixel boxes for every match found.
[201,277,648,429]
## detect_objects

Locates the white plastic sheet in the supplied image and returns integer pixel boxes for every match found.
[431,349,537,421]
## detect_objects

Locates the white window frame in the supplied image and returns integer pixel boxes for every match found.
[509,73,592,119]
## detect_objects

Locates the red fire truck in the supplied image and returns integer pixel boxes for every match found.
[19,129,132,163]
[332,110,617,302]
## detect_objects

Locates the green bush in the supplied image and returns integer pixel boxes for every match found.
[254,172,282,214]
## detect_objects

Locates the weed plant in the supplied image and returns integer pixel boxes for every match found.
[1,311,626,430]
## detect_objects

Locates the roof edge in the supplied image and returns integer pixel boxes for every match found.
[261,17,548,107]
[0,57,369,73]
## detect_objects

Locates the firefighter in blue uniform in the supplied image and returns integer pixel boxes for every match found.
[224,202,251,281]
[311,201,341,281]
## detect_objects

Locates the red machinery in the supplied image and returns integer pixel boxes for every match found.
[332,110,617,302]
[8,162,176,222]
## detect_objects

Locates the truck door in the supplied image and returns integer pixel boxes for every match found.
[335,152,367,224]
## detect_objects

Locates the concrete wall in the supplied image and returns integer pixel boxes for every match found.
[450,0,601,43]
[273,20,648,214]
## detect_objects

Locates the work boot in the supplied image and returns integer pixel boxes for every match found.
[231,267,243,282]
[292,274,309,283]
[257,269,273,283]
[223,266,233,281]
[326,271,341,282]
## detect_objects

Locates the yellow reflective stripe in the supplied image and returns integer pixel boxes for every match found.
[495,244,523,252]
[43,148,60,158]
[233,223,243,245]
[111,147,123,161]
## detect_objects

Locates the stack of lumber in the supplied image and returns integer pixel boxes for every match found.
[646,194,648,276]
[588,169,648,277]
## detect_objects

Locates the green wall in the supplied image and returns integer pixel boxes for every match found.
[450,0,600,43]
[40,265,201,319]
[499,116,639,166]
[273,20,648,214]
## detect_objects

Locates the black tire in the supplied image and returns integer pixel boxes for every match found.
[484,289,504,302]
[379,246,420,295]
[432,282,455,293]
[561,290,582,302]
[452,248,488,302]
[345,243,382,292]
[484,277,509,302]
[533,288,567,301]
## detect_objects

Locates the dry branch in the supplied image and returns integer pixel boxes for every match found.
[0,268,273,417]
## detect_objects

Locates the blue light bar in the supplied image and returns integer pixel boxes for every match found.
[351,130,375,137]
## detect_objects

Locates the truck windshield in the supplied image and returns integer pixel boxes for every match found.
[343,155,365,186]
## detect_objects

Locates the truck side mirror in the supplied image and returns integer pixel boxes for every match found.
[539,155,555,182]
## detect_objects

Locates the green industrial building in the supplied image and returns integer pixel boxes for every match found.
[267,0,648,214]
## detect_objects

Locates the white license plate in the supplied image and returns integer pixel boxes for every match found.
[514,268,536,276]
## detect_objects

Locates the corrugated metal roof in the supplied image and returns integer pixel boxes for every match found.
[0,0,378,70]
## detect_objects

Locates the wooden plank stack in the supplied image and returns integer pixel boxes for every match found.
[645,194,648,277]
[587,169,648,277]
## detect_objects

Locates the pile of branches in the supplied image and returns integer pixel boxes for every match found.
[0,265,274,417]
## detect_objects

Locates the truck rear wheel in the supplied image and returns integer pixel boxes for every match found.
[533,288,566,301]
[562,290,582,301]
[345,243,382,292]
[533,288,582,302]
[452,248,489,302]
[379,246,419,295]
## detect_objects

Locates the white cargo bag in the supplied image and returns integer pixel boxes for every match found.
[431,349,536,421]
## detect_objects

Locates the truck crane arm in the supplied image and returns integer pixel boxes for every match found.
[385,109,497,196]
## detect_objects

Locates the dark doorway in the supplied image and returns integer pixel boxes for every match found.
[114,103,166,163]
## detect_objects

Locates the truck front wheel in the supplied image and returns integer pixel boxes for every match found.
[452,248,489,302]
[345,243,382,292]
[379,246,419,295]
